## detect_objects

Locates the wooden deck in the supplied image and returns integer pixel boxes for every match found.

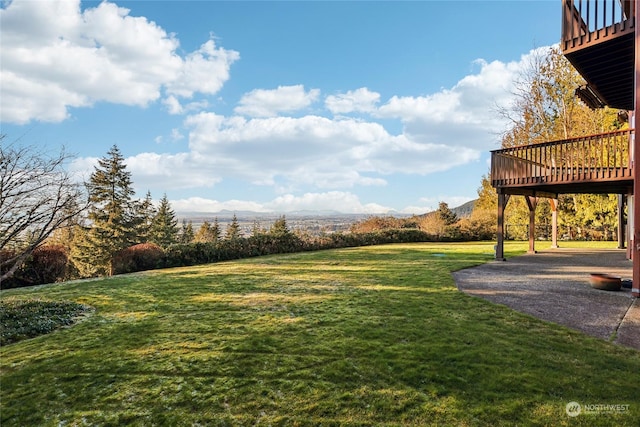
[491,129,634,196]
[562,0,635,110]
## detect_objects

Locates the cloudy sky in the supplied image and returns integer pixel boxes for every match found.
[0,0,559,214]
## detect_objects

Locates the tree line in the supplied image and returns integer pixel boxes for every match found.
[2,144,481,289]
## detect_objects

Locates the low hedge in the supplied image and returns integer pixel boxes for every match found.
[2,228,450,287]
[163,229,436,269]
[112,243,165,275]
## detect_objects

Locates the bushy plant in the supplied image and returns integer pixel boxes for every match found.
[21,245,68,285]
[0,249,21,289]
[0,246,69,289]
[350,216,406,233]
[457,209,496,241]
[164,242,220,267]
[112,243,165,275]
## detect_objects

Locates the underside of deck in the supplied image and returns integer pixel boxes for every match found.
[494,173,633,197]
[562,0,635,110]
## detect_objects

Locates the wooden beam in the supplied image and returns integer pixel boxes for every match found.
[618,194,626,250]
[633,0,640,297]
[496,193,510,261]
[525,196,538,254]
[550,198,559,249]
[498,188,559,199]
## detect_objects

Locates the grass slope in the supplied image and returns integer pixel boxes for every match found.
[1,241,638,426]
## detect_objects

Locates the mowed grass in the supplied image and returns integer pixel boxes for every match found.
[1,241,639,426]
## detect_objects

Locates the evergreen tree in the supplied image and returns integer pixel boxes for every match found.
[69,225,99,278]
[70,145,136,276]
[211,218,221,242]
[194,218,221,243]
[151,194,178,248]
[269,215,291,235]
[179,219,195,244]
[251,220,265,236]
[134,190,156,243]
[225,214,241,240]
[436,202,458,225]
[194,221,213,243]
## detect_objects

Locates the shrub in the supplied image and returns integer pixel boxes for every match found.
[22,245,68,285]
[350,216,406,233]
[0,249,22,289]
[131,220,494,272]
[1,246,68,289]
[417,214,448,240]
[164,242,219,267]
[0,299,91,345]
[112,243,165,275]
[457,209,496,241]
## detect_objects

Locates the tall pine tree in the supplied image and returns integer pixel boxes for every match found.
[269,215,290,236]
[179,219,195,244]
[134,190,156,243]
[70,145,136,276]
[225,214,241,240]
[151,194,178,248]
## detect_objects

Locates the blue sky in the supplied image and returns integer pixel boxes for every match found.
[0,0,559,214]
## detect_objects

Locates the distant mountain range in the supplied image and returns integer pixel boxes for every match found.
[176,200,477,220]
[451,199,476,218]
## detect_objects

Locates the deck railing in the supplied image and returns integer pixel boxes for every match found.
[491,129,633,188]
[562,0,635,50]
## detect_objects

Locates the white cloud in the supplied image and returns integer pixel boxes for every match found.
[325,87,380,114]
[173,50,528,202]
[234,85,320,117]
[155,128,185,144]
[170,128,184,142]
[165,39,239,98]
[171,197,269,213]
[126,152,223,191]
[69,151,222,194]
[64,43,547,213]
[169,192,393,214]
[0,0,238,124]
[266,192,392,214]
[163,95,184,115]
[184,112,465,189]
[375,54,530,151]
[162,95,210,115]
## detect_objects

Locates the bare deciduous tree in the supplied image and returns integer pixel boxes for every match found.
[0,137,87,283]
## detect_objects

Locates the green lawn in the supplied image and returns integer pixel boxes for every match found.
[1,241,638,426]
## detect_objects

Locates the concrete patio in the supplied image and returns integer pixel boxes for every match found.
[453,248,640,351]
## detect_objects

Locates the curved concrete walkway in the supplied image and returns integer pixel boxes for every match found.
[453,248,640,351]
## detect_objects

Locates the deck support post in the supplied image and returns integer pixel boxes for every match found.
[525,196,538,254]
[634,0,640,297]
[618,194,626,250]
[550,198,559,249]
[496,192,510,261]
